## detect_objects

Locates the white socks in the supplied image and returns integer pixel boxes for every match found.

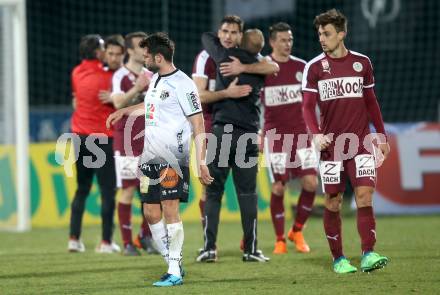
[167,221,184,277]
[149,219,169,264]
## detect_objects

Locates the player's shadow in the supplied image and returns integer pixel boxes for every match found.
[0,265,149,280]
[298,255,333,271]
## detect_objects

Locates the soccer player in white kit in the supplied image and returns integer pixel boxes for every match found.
[107,32,213,287]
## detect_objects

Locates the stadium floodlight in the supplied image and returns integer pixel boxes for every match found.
[0,0,30,231]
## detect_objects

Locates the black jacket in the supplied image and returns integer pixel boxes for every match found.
[201,32,264,132]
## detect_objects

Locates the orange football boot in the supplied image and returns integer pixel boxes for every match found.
[288,229,310,253]
[273,240,288,254]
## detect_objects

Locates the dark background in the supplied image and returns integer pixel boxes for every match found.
[27,0,440,122]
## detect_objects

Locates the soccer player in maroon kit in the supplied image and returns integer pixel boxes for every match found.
[302,9,390,273]
[191,50,216,233]
[262,22,318,255]
[111,32,158,256]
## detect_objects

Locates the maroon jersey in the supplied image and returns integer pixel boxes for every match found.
[262,55,307,135]
[192,50,216,131]
[302,51,375,141]
[112,66,152,155]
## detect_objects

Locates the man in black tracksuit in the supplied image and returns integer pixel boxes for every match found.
[197,25,279,262]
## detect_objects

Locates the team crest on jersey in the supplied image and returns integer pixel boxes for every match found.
[160,90,170,100]
[145,103,155,119]
[321,59,331,74]
[295,71,303,82]
[353,62,363,72]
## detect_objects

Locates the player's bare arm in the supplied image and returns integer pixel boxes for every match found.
[112,72,150,109]
[106,102,144,128]
[220,56,279,76]
[72,92,77,110]
[188,113,214,185]
[194,76,251,103]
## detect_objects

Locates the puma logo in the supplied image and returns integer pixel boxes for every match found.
[275,213,285,219]
[302,205,313,212]
[326,234,339,241]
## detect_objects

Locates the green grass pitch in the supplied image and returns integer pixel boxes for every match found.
[1,215,439,294]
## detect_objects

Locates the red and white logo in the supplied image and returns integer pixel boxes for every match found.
[321,59,331,74]
[376,124,440,206]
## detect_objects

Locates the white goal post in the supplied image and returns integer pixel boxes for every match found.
[0,0,30,231]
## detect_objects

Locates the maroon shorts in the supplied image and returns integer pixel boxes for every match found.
[113,116,144,189]
[204,117,212,134]
[319,147,376,194]
[263,133,317,184]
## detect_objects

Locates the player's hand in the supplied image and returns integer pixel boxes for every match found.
[378,142,390,160]
[225,77,252,98]
[199,164,214,185]
[220,56,245,76]
[98,90,112,104]
[313,133,332,151]
[72,92,77,110]
[257,131,263,153]
[106,109,126,129]
[134,71,150,92]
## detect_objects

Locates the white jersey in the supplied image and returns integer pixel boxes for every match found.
[141,69,202,166]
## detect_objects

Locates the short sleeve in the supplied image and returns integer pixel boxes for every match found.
[111,70,125,95]
[192,51,211,79]
[177,78,203,117]
[302,62,319,93]
[363,58,375,89]
[206,57,217,80]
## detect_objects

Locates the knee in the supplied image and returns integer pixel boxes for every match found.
[120,187,136,203]
[163,211,177,223]
[356,188,373,207]
[101,198,115,212]
[143,205,161,224]
[162,202,180,223]
[325,193,342,211]
[272,182,285,196]
[206,192,223,203]
[302,176,318,192]
[75,186,91,198]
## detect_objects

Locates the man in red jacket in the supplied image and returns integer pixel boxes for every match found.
[68,34,123,254]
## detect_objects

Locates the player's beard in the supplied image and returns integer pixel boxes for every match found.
[146,62,159,73]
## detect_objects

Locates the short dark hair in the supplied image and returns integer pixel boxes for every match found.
[269,22,292,40]
[314,9,347,33]
[104,34,125,51]
[125,31,148,50]
[79,34,103,60]
[139,32,175,62]
[220,15,244,32]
